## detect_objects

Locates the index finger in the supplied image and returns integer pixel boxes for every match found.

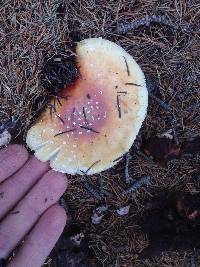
[0,145,29,183]
[7,204,67,267]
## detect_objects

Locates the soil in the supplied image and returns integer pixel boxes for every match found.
[0,1,200,266]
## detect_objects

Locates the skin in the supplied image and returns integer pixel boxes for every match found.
[0,144,67,267]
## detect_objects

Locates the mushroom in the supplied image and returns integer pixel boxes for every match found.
[26,38,148,175]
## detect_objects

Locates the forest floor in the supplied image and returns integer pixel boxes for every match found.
[1,0,200,266]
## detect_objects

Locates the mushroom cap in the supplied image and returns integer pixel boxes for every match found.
[26,38,148,175]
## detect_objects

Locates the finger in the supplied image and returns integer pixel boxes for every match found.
[0,156,49,219]
[0,170,67,258]
[8,204,67,267]
[0,145,28,183]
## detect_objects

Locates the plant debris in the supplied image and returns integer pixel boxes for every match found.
[118,15,178,34]
[141,135,181,164]
[41,55,78,95]
[49,225,97,267]
[182,137,200,155]
[140,191,200,258]
[83,176,112,201]
[124,152,135,184]
[81,160,101,175]
[116,205,130,216]
[83,181,102,201]
[125,82,141,86]
[80,126,99,134]
[0,130,11,147]
[91,205,108,225]
[54,129,76,137]
[0,116,18,135]
[116,95,122,118]
[123,56,130,76]
[149,93,172,112]
[1,1,200,266]
[141,135,200,164]
[123,175,152,195]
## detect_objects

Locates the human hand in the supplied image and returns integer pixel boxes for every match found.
[0,145,67,267]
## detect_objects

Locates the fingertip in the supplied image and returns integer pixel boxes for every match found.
[28,155,50,171]
[0,144,29,182]
[44,204,67,231]
[4,144,29,162]
[7,204,67,267]
[42,170,68,194]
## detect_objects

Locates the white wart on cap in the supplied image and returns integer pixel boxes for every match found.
[26,38,148,175]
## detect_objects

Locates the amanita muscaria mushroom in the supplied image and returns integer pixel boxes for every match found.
[26,38,148,175]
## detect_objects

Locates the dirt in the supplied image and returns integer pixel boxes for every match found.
[1,1,200,266]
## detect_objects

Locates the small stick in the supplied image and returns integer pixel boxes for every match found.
[125,152,135,184]
[48,103,56,115]
[113,155,124,162]
[86,94,91,99]
[123,175,152,195]
[53,98,56,110]
[81,160,101,174]
[48,103,57,119]
[54,129,76,137]
[117,91,127,94]
[125,82,141,86]
[82,107,87,122]
[118,15,178,33]
[56,114,65,124]
[123,56,130,76]
[83,181,102,200]
[99,176,113,198]
[80,126,99,133]
[149,93,172,112]
[71,107,76,119]
[49,95,70,109]
[49,106,53,120]
[56,97,62,106]
[117,95,121,118]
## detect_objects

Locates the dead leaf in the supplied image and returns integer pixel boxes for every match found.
[182,137,200,155]
[141,136,181,163]
[141,135,200,165]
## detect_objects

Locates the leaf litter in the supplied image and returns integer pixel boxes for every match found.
[0,0,200,266]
